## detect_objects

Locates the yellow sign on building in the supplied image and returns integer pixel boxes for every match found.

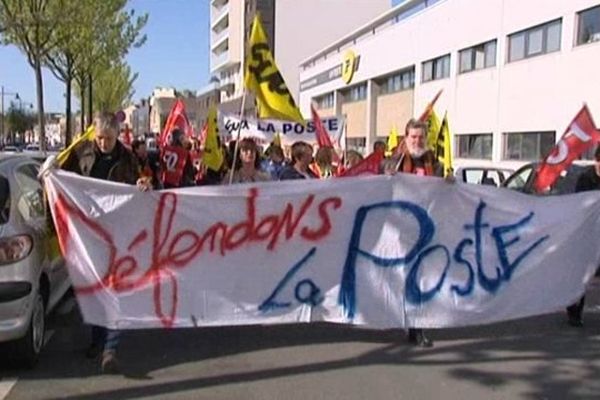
[342,50,357,84]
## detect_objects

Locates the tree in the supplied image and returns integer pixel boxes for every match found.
[45,0,147,145]
[0,0,65,151]
[5,102,34,143]
[75,61,138,112]
[72,0,147,130]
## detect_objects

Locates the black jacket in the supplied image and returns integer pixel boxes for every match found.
[575,166,600,193]
[61,140,139,184]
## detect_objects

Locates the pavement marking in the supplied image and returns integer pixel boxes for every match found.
[0,377,18,400]
[0,329,55,400]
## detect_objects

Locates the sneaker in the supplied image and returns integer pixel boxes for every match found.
[101,350,120,374]
[85,343,102,359]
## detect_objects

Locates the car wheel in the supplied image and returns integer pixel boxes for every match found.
[14,292,45,368]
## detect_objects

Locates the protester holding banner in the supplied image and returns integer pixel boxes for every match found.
[566,145,600,327]
[393,118,447,347]
[61,111,150,373]
[279,141,318,180]
[160,128,196,189]
[223,138,271,184]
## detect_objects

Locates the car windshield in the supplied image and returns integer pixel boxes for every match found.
[0,175,9,224]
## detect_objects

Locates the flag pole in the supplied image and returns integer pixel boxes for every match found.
[228,89,248,184]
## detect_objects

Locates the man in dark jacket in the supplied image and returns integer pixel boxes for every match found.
[566,145,600,327]
[61,111,149,373]
[279,141,318,180]
[394,118,447,348]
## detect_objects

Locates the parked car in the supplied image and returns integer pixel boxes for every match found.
[454,166,514,187]
[23,144,40,153]
[0,155,70,367]
[2,146,21,154]
[501,162,588,195]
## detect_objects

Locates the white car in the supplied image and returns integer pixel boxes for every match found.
[0,155,70,367]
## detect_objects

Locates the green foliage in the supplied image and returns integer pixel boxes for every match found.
[75,61,138,112]
[6,102,34,137]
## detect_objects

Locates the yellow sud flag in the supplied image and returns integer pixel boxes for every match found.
[425,109,441,152]
[435,112,453,177]
[203,105,224,172]
[57,125,95,166]
[386,125,399,156]
[244,15,304,122]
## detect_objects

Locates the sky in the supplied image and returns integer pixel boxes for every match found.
[1,0,398,114]
[0,0,210,113]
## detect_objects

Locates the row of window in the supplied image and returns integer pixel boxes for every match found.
[423,4,600,82]
[315,68,416,108]
[457,131,595,161]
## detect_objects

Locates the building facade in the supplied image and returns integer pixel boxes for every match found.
[298,0,600,169]
[149,85,221,135]
[209,0,390,115]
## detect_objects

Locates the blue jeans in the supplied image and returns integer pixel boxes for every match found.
[91,325,121,352]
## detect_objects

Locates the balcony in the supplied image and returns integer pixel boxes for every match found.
[211,29,229,52]
[211,52,229,72]
[211,3,229,30]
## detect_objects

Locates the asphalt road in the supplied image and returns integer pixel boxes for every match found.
[2,284,600,400]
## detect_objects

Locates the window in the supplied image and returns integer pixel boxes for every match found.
[14,163,45,222]
[503,131,555,160]
[314,92,334,109]
[347,138,366,153]
[379,68,415,94]
[459,40,497,73]
[577,5,600,45]
[508,19,562,62]
[344,83,367,102]
[456,134,493,159]
[422,54,450,82]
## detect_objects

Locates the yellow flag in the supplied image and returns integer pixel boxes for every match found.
[57,125,95,166]
[425,110,441,151]
[273,132,282,147]
[386,125,399,156]
[435,112,453,177]
[203,106,224,172]
[244,15,304,122]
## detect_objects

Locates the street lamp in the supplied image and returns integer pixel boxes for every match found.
[1,86,20,145]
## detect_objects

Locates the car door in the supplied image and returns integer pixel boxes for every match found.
[13,162,69,311]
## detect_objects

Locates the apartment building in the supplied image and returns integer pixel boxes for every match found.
[298,0,600,170]
[209,0,390,115]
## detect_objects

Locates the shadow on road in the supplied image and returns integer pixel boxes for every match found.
[2,306,600,400]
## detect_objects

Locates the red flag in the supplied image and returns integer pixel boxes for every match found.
[311,104,341,165]
[418,89,443,122]
[199,121,208,146]
[339,151,384,178]
[311,104,333,148]
[159,99,194,147]
[533,105,600,192]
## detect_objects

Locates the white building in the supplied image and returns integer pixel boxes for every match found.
[123,100,150,138]
[209,0,390,114]
[299,0,600,169]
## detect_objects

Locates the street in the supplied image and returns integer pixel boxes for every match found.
[1,282,600,400]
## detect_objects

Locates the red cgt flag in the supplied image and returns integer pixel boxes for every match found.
[339,151,384,178]
[159,99,194,147]
[533,105,600,192]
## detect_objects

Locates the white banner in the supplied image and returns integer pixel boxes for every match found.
[219,113,345,146]
[44,170,600,330]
